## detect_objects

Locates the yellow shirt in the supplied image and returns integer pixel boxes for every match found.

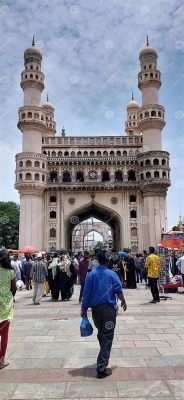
[145,254,161,278]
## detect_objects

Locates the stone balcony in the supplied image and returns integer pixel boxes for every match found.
[42,135,143,147]
[46,177,139,191]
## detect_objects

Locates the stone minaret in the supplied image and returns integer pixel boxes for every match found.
[138,36,165,150]
[42,94,56,137]
[137,37,170,249]
[125,92,141,136]
[15,38,47,249]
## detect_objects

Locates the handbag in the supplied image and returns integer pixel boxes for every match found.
[80,316,93,337]
[45,281,50,294]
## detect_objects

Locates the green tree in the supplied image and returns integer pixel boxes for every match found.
[0,202,19,249]
[172,226,179,231]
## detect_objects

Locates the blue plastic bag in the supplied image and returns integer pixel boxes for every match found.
[80,316,93,337]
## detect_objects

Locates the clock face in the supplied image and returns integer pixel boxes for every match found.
[89,171,97,179]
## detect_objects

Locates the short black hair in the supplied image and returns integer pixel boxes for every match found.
[94,248,100,255]
[149,246,155,254]
[111,248,117,253]
[97,250,111,264]
[0,250,12,269]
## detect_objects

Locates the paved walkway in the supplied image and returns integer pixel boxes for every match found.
[1,284,184,399]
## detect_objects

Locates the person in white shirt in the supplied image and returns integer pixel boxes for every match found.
[88,249,100,271]
[176,254,184,284]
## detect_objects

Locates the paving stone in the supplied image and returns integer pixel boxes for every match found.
[62,357,97,368]
[167,380,184,397]
[46,348,86,358]
[21,335,55,342]
[134,340,171,348]
[0,369,40,383]
[0,384,18,400]
[129,366,177,380]
[117,334,149,341]
[148,355,184,367]
[157,347,184,356]
[167,339,184,347]
[65,381,118,398]
[53,334,85,341]
[5,359,26,369]
[37,368,85,382]
[173,366,184,379]
[148,334,180,340]
[109,356,147,367]
[23,358,65,369]
[11,382,66,399]
[121,348,160,357]
[9,349,48,359]
[117,380,171,397]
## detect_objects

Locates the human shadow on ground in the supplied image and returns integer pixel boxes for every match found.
[68,364,116,378]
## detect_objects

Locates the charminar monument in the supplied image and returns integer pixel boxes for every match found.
[15,37,171,252]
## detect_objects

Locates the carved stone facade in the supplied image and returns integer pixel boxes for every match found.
[15,38,171,252]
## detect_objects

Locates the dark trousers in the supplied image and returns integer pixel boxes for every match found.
[52,275,60,300]
[182,274,184,285]
[25,276,32,290]
[136,269,142,283]
[92,304,116,373]
[148,277,159,301]
[79,280,85,302]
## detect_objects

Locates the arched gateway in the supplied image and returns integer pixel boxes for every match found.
[66,202,121,251]
[15,39,171,253]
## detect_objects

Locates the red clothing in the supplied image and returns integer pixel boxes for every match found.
[78,258,89,282]
[0,320,10,360]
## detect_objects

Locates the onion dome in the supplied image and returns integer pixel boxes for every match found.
[42,94,54,110]
[139,36,158,60]
[127,92,140,110]
[24,36,42,61]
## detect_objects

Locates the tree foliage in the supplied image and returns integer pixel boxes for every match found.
[172,226,179,231]
[0,202,19,249]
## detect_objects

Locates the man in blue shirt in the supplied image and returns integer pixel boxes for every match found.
[81,250,127,379]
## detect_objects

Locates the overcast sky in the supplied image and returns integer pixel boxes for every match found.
[0,0,183,229]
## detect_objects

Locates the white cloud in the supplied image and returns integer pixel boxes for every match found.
[0,0,183,228]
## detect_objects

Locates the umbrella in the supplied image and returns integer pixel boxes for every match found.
[19,245,39,253]
[118,251,128,257]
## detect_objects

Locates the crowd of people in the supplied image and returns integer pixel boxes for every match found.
[0,245,184,372]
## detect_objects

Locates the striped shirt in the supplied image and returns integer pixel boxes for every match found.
[31,260,48,283]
